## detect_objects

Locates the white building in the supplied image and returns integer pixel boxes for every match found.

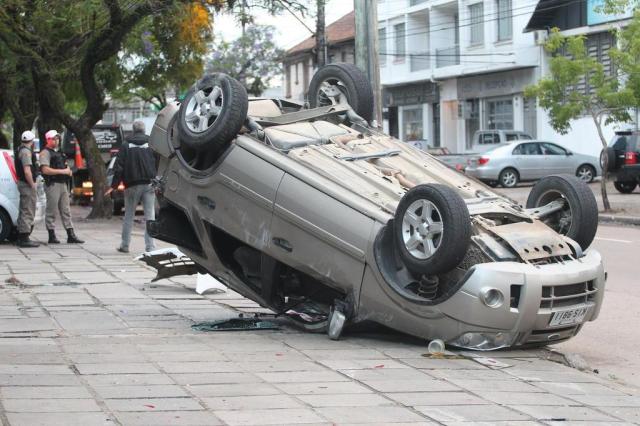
[378,0,632,156]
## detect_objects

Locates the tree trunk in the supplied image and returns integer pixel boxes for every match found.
[33,71,63,143]
[593,116,611,212]
[315,0,326,68]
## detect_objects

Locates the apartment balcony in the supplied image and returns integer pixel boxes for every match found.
[436,45,460,68]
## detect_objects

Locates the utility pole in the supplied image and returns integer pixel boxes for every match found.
[355,0,382,126]
[315,0,326,68]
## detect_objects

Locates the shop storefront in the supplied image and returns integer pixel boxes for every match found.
[383,82,439,146]
[457,68,537,150]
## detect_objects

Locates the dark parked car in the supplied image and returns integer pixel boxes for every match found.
[604,130,640,193]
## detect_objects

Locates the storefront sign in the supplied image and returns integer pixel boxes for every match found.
[587,0,633,26]
[457,68,535,100]
[384,82,438,107]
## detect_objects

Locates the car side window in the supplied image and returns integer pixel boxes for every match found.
[505,133,518,141]
[480,132,499,144]
[519,143,541,155]
[512,144,524,155]
[541,143,566,155]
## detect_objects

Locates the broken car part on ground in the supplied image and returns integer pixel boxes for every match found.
[142,63,605,350]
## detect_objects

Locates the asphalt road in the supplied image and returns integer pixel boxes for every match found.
[552,223,640,389]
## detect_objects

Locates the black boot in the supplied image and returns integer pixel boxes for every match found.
[17,233,39,248]
[66,228,84,244]
[48,229,60,244]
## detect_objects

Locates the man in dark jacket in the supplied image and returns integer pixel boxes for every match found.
[105,121,156,253]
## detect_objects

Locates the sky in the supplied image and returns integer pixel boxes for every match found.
[212,0,355,50]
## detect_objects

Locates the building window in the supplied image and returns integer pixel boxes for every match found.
[295,62,299,84]
[394,23,406,62]
[379,27,387,66]
[469,3,484,45]
[485,97,514,130]
[463,99,480,150]
[402,107,423,141]
[565,31,615,96]
[497,0,512,41]
[103,111,115,124]
[285,65,292,98]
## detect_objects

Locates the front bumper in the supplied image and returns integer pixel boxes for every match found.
[440,249,605,349]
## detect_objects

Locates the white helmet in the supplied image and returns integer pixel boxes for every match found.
[21,130,35,142]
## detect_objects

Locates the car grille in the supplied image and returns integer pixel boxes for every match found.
[539,281,597,309]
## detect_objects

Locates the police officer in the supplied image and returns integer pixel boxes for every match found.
[40,130,84,244]
[14,131,40,248]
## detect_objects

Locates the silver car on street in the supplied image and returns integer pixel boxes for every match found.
[465,141,601,188]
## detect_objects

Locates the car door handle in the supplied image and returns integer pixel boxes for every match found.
[272,237,293,252]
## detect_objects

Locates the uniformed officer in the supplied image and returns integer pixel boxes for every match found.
[39,130,84,244]
[14,131,40,248]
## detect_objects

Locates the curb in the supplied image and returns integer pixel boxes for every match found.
[599,214,640,225]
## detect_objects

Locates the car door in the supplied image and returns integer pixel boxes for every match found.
[540,142,569,174]
[512,142,544,180]
[269,173,374,294]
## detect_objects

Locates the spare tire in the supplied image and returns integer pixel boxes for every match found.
[526,175,598,250]
[600,147,617,172]
[177,73,248,152]
[308,63,374,122]
[394,184,471,276]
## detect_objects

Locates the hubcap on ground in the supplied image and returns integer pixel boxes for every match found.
[184,86,223,133]
[402,199,444,260]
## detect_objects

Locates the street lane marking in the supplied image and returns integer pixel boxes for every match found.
[594,237,633,243]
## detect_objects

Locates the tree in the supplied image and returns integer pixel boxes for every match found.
[525,28,635,211]
[207,25,284,96]
[113,2,214,110]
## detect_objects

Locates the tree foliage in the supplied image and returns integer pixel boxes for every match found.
[207,25,283,96]
[525,28,636,211]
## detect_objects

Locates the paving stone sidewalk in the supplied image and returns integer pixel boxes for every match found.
[0,214,639,425]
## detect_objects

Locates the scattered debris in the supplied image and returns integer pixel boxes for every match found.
[427,339,445,355]
[191,317,280,332]
[4,276,21,285]
[473,357,512,369]
[563,353,591,372]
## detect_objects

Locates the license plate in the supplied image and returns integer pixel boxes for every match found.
[549,307,588,326]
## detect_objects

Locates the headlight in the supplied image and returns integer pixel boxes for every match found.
[448,332,517,350]
[82,181,93,189]
[480,287,504,308]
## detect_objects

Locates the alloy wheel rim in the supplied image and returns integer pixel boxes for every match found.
[184,85,223,133]
[578,167,593,182]
[401,199,444,260]
[502,172,516,187]
[317,78,348,107]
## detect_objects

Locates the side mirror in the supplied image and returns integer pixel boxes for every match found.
[566,151,573,156]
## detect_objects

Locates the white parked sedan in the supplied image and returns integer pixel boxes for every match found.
[0,149,46,241]
[465,141,601,188]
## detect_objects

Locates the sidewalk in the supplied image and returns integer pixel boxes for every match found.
[1,211,639,425]
[499,181,640,225]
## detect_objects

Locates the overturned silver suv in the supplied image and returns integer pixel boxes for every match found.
[145,64,605,350]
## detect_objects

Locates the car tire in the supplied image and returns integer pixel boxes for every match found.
[308,63,374,122]
[0,209,12,242]
[576,164,596,183]
[526,174,598,250]
[177,73,248,152]
[601,147,617,172]
[394,184,471,276]
[499,168,519,188]
[614,181,637,194]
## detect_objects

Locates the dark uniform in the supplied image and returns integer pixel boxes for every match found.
[14,144,39,247]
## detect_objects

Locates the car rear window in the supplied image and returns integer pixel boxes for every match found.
[610,133,639,152]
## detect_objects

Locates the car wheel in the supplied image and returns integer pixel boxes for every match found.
[499,168,519,188]
[576,164,596,183]
[308,63,374,122]
[0,209,12,242]
[394,184,471,276]
[614,181,636,194]
[526,174,598,250]
[177,73,248,152]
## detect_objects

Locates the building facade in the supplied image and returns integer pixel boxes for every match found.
[378,0,631,156]
[283,12,356,103]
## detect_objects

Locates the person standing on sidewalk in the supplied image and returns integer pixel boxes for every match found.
[14,131,40,248]
[105,120,157,253]
[39,130,84,244]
